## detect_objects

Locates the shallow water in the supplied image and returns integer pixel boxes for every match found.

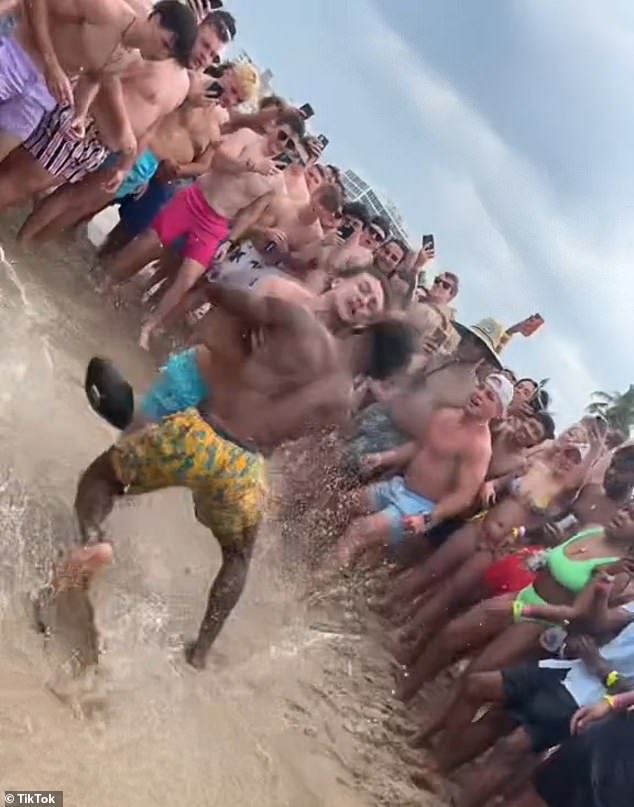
[0,213,434,806]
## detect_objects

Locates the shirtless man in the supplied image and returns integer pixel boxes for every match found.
[22,60,259,247]
[0,4,198,224]
[342,317,505,477]
[48,270,393,670]
[212,182,342,294]
[287,200,372,294]
[336,373,514,567]
[0,0,197,161]
[100,109,307,348]
[96,63,259,258]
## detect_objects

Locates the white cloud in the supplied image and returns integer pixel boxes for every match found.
[351,0,632,427]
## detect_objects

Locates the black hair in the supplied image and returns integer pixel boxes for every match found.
[369,214,390,239]
[342,201,369,227]
[151,1,198,67]
[201,9,237,41]
[259,94,285,111]
[531,387,550,413]
[365,319,416,380]
[277,108,305,138]
[516,377,538,390]
[531,411,556,441]
[383,236,408,258]
[204,59,231,78]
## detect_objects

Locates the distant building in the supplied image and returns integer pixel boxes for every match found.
[341,169,409,243]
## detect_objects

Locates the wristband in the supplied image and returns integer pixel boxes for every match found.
[604,693,616,709]
[512,600,525,621]
[606,670,620,688]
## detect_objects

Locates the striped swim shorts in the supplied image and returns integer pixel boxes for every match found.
[23,103,111,183]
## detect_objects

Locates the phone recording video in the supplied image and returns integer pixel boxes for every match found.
[317,134,329,148]
[273,152,294,170]
[299,103,315,120]
[422,233,435,251]
[205,80,224,99]
[338,223,355,240]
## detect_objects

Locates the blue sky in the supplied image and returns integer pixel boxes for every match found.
[227,0,634,427]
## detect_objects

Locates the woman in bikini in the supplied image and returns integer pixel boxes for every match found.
[404,500,634,762]
[387,438,589,663]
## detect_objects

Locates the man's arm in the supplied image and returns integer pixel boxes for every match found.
[23,0,73,104]
[223,107,281,135]
[204,281,311,328]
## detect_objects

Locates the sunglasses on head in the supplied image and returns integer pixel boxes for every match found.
[433,277,453,291]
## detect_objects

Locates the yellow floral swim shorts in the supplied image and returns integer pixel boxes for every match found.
[111,408,267,549]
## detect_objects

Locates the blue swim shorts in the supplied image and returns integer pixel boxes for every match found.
[368,475,435,546]
[140,347,209,421]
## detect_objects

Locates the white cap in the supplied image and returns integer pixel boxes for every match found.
[484,372,514,416]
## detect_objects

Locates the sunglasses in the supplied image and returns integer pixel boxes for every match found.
[277,130,296,148]
[433,277,454,291]
[367,226,385,243]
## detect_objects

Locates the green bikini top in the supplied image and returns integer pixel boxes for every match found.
[546,526,620,592]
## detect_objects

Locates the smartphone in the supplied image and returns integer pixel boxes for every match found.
[273,152,293,169]
[337,223,355,240]
[422,234,435,251]
[317,134,329,148]
[299,103,315,120]
[205,80,224,100]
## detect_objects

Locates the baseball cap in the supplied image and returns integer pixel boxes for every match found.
[484,372,514,417]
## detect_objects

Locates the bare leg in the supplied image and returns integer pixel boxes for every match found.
[18,173,110,244]
[436,622,545,758]
[74,448,125,545]
[457,727,535,807]
[503,785,547,807]
[0,147,58,210]
[436,670,512,772]
[397,594,515,701]
[97,221,132,260]
[0,130,22,164]
[185,527,257,670]
[105,228,164,291]
[395,551,492,665]
[337,494,392,568]
[138,256,206,350]
[388,522,479,613]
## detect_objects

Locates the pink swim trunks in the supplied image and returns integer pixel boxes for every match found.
[151,182,229,268]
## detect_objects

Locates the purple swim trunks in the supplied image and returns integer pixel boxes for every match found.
[0,35,56,141]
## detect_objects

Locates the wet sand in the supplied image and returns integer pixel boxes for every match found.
[0,209,441,806]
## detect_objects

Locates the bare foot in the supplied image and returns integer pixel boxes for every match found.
[55,543,114,591]
[185,641,206,670]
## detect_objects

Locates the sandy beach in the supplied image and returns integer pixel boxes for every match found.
[0,209,441,806]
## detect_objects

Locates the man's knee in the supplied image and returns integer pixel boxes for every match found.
[497,727,531,760]
[464,671,495,701]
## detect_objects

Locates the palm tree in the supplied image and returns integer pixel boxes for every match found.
[586,385,634,435]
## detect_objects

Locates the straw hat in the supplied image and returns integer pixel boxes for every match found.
[452,317,506,368]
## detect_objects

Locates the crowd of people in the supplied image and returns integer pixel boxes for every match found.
[1,2,633,806]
